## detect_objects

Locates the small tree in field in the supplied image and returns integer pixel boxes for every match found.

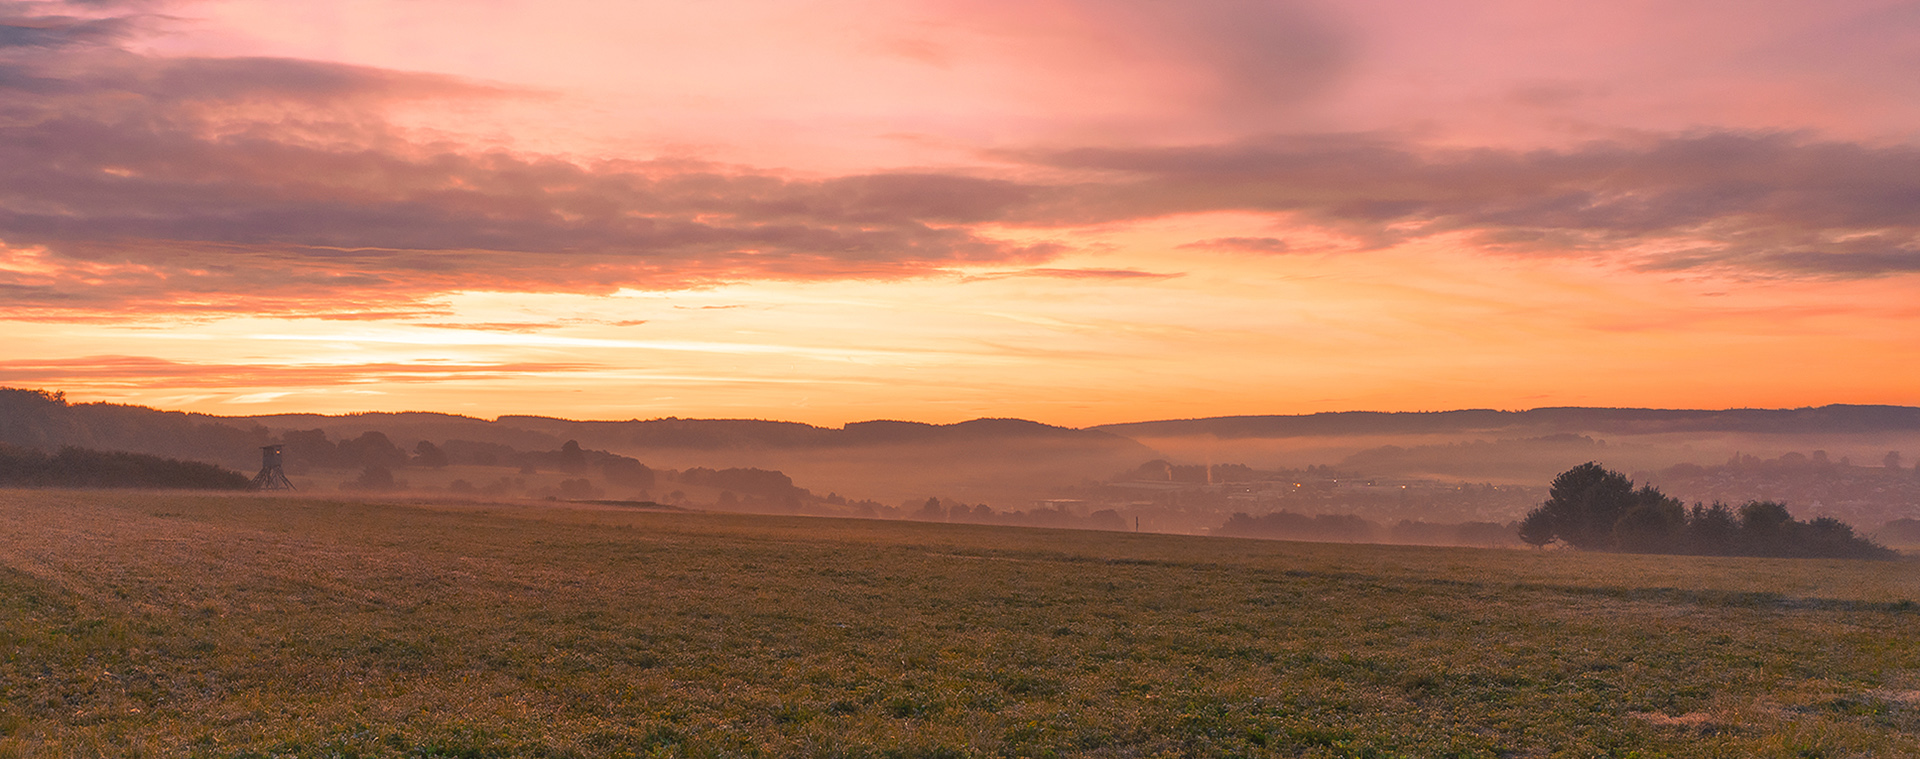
[1525,462,1636,550]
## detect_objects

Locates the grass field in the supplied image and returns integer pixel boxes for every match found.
[0,489,1916,758]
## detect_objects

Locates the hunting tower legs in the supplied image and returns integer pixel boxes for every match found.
[252,444,295,491]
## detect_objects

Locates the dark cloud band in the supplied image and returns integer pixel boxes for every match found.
[1018,132,1920,277]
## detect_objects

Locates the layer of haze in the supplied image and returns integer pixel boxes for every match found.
[4,0,1919,424]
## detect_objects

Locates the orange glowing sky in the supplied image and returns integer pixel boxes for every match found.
[3,0,1919,425]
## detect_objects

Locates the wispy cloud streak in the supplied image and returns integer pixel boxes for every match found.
[0,355,600,387]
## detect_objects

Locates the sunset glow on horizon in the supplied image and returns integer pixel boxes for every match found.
[5,0,1920,426]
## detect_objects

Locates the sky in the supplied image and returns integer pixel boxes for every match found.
[2,0,1919,426]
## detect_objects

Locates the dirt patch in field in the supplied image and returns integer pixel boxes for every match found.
[1875,689,1920,704]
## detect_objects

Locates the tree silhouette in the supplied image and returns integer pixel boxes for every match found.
[338,431,407,469]
[1612,493,1687,553]
[412,440,448,468]
[1738,500,1794,555]
[601,457,655,489]
[343,464,401,492]
[558,440,587,472]
[1520,463,1892,559]
[1685,503,1739,555]
[1517,509,1555,548]
[1527,462,1636,549]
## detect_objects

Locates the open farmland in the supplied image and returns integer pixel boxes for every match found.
[0,490,1916,758]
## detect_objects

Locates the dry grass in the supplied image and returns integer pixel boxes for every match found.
[0,488,1915,758]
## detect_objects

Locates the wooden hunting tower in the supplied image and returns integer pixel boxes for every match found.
[252,444,295,491]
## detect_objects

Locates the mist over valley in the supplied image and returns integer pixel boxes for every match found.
[7,388,1917,547]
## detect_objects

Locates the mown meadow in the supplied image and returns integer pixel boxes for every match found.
[0,489,1916,758]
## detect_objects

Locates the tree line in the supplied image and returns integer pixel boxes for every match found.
[1519,462,1894,559]
[0,443,250,490]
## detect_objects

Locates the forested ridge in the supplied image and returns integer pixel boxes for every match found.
[0,387,1147,468]
[1098,405,1920,439]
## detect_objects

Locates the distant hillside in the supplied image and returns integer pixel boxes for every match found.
[492,415,1135,450]
[0,387,1141,457]
[7,387,1917,520]
[1095,405,1920,439]
[0,388,1157,506]
[238,411,567,451]
[227,411,1139,454]
[19,387,1916,464]
[491,416,1159,508]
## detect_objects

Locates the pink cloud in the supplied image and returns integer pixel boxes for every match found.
[1179,237,1292,253]
[2,0,1918,328]
[1016,132,1920,276]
